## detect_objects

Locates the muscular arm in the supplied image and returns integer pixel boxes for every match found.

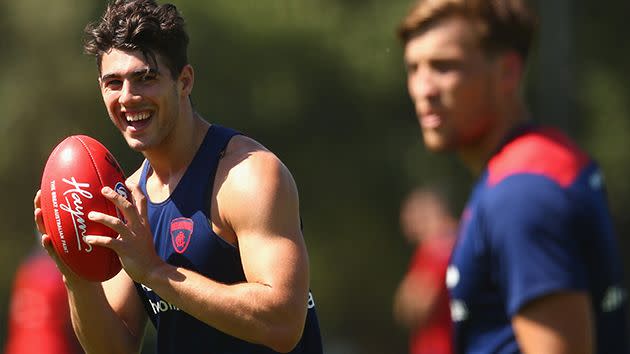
[513,292,594,354]
[147,148,309,352]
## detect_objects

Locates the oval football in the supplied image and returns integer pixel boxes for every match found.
[40,135,127,281]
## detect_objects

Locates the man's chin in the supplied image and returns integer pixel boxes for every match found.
[421,133,453,153]
[424,144,452,153]
[124,137,150,152]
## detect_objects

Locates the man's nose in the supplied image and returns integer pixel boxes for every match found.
[409,67,438,101]
[119,80,141,105]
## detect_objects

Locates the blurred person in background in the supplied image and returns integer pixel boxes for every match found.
[32,0,322,353]
[393,187,456,354]
[4,232,82,354]
[397,0,628,353]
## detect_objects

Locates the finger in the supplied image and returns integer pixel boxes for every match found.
[41,234,84,283]
[88,210,128,236]
[41,233,53,251]
[34,189,41,209]
[41,234,63,266]
[83,234,121,251]
[33,190,47,234]
[127,180,148,223]
[34,208,47,235]
[41,234,68,270]
[101,186,141,226]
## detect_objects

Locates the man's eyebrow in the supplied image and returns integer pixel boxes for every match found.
[132,68,159,78]
[100,68,159,81]
[100,72,119,82]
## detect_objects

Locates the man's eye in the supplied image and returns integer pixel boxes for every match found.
[141,73,156,82]
[104,80,122,88]
[406,63,418,74]
[432,60,459,73]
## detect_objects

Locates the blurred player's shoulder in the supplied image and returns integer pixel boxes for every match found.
[487,126,590,188]
[14,251,64,291]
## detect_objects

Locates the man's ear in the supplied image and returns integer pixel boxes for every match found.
[178,64,194,97]
[498,51,524,94]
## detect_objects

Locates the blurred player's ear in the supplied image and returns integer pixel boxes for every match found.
[498,51,524,95]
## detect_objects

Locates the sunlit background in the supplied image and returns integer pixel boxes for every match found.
[1,1,629,353]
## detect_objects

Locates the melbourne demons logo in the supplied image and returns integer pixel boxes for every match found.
[170,217,194,254]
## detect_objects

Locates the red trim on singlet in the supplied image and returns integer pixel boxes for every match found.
[487,128,590,188]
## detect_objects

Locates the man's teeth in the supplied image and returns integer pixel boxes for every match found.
[126,112,151,122]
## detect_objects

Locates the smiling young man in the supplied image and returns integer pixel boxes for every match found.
[398,1,628,353]
[33,0,322,353]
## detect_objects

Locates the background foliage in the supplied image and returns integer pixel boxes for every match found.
[0,1,628,353]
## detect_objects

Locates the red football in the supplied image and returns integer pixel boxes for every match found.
[40,135,128,282]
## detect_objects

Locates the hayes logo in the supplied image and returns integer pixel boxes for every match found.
[170,217,194,254]
[59,177,93,253]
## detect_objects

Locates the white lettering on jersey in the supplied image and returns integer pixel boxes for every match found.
[450,300,468,322]
[589,170,603,190]
[602,286,627,312]
[446,266,460,289]
[148,298,180,314]
[141,283,179,314]
[307,292,315,309]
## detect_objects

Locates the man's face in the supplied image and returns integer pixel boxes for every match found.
[404,16,502,152]
[99,49,182,152]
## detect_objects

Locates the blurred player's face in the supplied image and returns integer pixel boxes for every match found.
[404,16,503,153]
[99,49,184,152]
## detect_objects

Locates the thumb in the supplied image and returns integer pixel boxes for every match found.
[41,234,81,282]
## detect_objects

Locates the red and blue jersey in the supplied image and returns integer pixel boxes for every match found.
[447,125,628,353]
[5,250,82,354]
[135,124,323,354]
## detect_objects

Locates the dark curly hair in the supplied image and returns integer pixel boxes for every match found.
[83,0,189,79]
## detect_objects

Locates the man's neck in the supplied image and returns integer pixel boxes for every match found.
[144,111,209,183]
[458,102,529,176]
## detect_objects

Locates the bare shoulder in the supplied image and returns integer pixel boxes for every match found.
[214,134,300,233]
[218,135,296,190]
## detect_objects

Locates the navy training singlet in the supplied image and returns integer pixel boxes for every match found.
[134,124,323,354]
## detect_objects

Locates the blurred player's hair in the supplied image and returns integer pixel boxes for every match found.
[397,0,538,60]
[83,0,189,79]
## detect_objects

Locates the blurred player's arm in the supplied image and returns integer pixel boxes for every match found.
[488,179,595,354]
[512,291,593,354]
[393,270,441,330]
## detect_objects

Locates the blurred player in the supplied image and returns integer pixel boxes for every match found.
[32,0,322,353]
[393,187,456,354]
[4,234,81,354]
[397,0,629,353]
